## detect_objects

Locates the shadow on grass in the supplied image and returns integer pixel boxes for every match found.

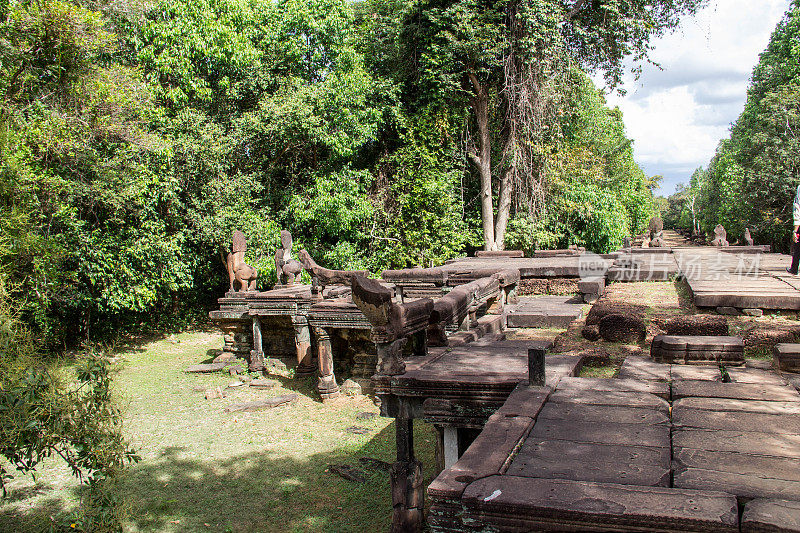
[1,421,437,533]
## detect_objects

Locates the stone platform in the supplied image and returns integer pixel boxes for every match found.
[675,248,800,310]
[429,354,800,532]
[505,296,585,328]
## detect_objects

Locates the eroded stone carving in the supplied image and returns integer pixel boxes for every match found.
[744,227,754,246]
[274,230,304,285]
[226,230,258,292]
[298,249,369,291]
[351,276,432,376]
[647,217,665,248]
[711,224,729,247]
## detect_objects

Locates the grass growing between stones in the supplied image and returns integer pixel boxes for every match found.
[0,332,436,532]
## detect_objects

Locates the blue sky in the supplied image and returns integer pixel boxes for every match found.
[595,0,792,196]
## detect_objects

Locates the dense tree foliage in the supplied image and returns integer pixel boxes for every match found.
[668,1,800,250]
[0,0,666,348]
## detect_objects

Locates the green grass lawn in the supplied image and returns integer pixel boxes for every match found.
[0,332,436,532]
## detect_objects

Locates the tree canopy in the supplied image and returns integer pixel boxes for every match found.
[666,0,800,250]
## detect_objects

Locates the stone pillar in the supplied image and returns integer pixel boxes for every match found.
[293,317,315,376]
[249,316,265,372]
[391,416,423,533]
[314,326,340,400]
[219,320,252,361]
[528,346,546,386]
[408,330,427,358]
[442,426,458,469]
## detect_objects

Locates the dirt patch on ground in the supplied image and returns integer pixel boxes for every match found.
[518,278,579,296]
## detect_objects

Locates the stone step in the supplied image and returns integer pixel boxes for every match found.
[774,343,800,373]
[652,334,744,365]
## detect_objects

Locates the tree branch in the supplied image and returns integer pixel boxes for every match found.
[566,0,590,20]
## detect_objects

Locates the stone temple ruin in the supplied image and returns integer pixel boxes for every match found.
[205,227,800,532]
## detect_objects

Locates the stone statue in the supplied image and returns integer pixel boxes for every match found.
[710,224,729,247]
[744,227,754,246]
[274,230,303,285]
[647,217,665,248]
[226,230,258,292]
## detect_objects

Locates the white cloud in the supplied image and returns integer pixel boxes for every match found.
[595,0,792,195]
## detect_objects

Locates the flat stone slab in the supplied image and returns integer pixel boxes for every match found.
[458,476,738,532]
[508,443,670,487]
[617,356,669,381]
[548,389,670,410]
[775,343,800,373]
[674,448,800,483]
[742,499,800,533]
[529,420,669,448]
[673,429,800,458]
[506,296,584,328]
[673,397,800,415]
[728,368,787,385]
[675,468,800,502]
[509,439,670,487]
[670,364,723,381]
[537,402,669,425]
[557,377,670,400]
[673,408,800,434]
[672,380,800,402]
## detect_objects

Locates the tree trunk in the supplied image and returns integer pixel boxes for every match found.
[467,72,496,250]
[494,167,513,249]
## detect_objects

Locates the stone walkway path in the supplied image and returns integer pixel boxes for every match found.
[429,355,800,532]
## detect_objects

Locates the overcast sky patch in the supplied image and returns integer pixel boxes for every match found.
[595,0,792,195]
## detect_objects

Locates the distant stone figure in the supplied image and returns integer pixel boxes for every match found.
[623,237,631,248]
[744,227,754,246]
[274,230,304,285]
[647,216,665,248]
[226,230,258,292]
[710,224,729,247]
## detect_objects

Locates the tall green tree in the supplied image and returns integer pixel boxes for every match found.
[692,1,800,250]
[397,0,705,250]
